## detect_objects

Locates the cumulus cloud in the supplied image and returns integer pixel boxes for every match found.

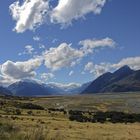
[113,57,140,70]
[84,56,140,78]
[42,38,116,71]
[50,0,106,26]
[40,73,54,81]
[84,62,111,77]
[43,43,84,71]
[0,74,17,86]
[1,58,42,80]
[79,37,116,54]
[9,0,108,32]
[84,62,94,73]
[9,0,49,33]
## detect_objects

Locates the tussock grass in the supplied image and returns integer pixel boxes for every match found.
[0,121,47,140]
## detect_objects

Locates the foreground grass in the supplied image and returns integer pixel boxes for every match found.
[0,116,140,140]
[0,119,46,140]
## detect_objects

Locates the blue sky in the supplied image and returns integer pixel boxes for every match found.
[0,0,140,86]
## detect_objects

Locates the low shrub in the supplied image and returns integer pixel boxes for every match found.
[68,110,140,123]
[15,102,44,110]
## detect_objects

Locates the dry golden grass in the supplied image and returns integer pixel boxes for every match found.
[0,114,140,140]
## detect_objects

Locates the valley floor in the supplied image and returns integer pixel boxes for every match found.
[0,92,140,140]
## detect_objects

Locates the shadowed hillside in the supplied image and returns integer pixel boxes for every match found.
[82,66,140,94]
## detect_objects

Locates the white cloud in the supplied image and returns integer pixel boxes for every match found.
[9,0,108,32]
[0,74,17,86]
[43,38,116,71]
[9,0,49,33]
[48,82,81,91]
[52,38,59,43]
[40,73,54,81]
[79,37,116,55]
[84,56,140,78]
[69,70,74,76]
[84,62,94,73]
[113,56,140,70]
[25,45,34,54]
[50,0,106,26]
[84,62,111,77]
[33,36,40,41]
[18,45,34,55]
[43,43,84,71]
[95,63,111,77]
[0,58,42,80]
[39,44,45,49]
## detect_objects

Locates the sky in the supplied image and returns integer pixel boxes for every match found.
[0,0,140,86]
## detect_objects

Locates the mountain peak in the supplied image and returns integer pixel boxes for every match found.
[20,79,42,85]
[82,65,140,94]
[117,65,131,70]
[114,65,133,75]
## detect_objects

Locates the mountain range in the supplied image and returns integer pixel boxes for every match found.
[82,65,140,94]
[0,65,140,96]
[6,79,90,96]
[0,86,12,95]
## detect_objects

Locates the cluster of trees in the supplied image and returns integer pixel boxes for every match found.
[1,95,31,101]
[15,102,44,110]
[0,100,5,106]
[68,110,140,123]
[47,108,67,114]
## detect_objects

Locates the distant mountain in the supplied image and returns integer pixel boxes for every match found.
[47,83,80,93]
[70,82,92,94]
[7,79,91,96]
[8,80,51,96]
[49,82,91,94]
[0,86,12,95]
[49,83,82,94]
[43,83,65,94]
[8,80,81,96]
[82,65,140,94]
[7,65,140,96]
